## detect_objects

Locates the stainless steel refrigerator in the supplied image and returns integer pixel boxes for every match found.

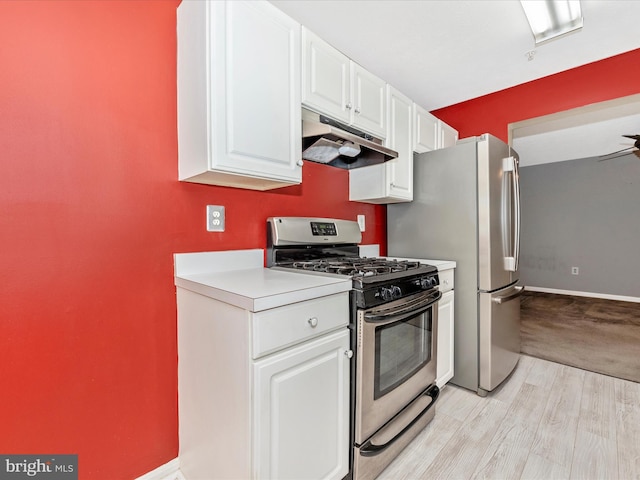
[387,134,523,396]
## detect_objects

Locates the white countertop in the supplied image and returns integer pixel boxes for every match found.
[175,254,351,312]
[173,249,452,312]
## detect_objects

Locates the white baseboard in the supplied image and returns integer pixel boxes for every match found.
[525,286,640,303]
[135,458,185,480]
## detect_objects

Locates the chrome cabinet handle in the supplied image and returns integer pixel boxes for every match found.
[297,159,304,167]
[345,103,352,110]
[344,350,354,359]
[307,317,318,328]
[354,107,361,114]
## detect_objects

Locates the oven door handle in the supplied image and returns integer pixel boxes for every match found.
[363,290,442,324]
[360,384,440,457]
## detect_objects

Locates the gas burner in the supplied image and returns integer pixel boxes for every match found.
[287,257,423,278]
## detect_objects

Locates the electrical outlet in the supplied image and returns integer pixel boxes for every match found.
[357,214,366,232]
[571,266,579,275]
[206,205,225,232]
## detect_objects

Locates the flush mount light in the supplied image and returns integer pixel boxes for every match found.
[520,0,583,45]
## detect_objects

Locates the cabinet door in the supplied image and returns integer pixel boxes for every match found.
[351,63,386,138]
[349,85,413,204]
[254,329,350,480]
[348,163,388,204]
[413,103,439,153]
[440,120,459,148]
[210,1,302,185]
[385,85,413,202]
[436,290,455,388]
[302,27,351,124]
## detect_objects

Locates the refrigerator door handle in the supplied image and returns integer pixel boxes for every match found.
[513,156,521,271]
[491,285,524,304]
[502,156,517,271]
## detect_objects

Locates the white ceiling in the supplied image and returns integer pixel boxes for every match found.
[511,95,640,166]
[271,0,640,165]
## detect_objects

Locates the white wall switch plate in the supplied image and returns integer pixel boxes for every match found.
[206,205,225,232]
[357,214,366,232]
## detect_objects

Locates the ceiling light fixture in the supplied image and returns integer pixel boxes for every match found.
[520,0,583,45]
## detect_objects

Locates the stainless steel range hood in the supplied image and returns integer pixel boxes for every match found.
[302,108,397,169]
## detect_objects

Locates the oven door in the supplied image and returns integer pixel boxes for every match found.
[354,289,441,444]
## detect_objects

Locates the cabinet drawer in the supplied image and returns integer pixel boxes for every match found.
[252,293,349,358]
[439,268,454,293]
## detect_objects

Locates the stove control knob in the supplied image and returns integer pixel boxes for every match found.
[380,287,395,301]
[392,286,402,299]
[421,277,435,289]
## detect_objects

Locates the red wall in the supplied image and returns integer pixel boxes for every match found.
[0,1,385,478]
[432,48,640,142]
[3,0,639,476]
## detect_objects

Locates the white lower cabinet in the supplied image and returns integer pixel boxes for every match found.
[254,329,350,479]
[177,288,350,480]
[436,269,455,388]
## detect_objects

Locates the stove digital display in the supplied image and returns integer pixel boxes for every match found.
[310,222,337,236]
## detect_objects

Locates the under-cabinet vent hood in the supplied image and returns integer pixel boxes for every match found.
[302,109,397,169]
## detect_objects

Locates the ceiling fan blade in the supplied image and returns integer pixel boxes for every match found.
[598,149,638,162]
[598,146,635,158]
[621,135,640,149]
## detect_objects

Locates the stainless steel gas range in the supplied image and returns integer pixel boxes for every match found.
[267,217,441,480]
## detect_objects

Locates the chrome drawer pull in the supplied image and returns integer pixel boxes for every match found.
[308,317,318,328]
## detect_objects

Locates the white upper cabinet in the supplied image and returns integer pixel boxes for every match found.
[302,27,386,138]
[413,103,458,153]
[349,85,412,204]
[350,63,386,138]
[413,104,439,153]
[302,27,351,124]
[177,1,302,191]
[386,86,414,201]
[440,121,459,148]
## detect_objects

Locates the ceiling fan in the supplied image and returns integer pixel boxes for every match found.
[598,134,640,161]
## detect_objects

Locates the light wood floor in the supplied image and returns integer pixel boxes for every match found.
[378,354,640,480]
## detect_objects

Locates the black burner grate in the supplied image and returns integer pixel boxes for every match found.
[287,257,422,278]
